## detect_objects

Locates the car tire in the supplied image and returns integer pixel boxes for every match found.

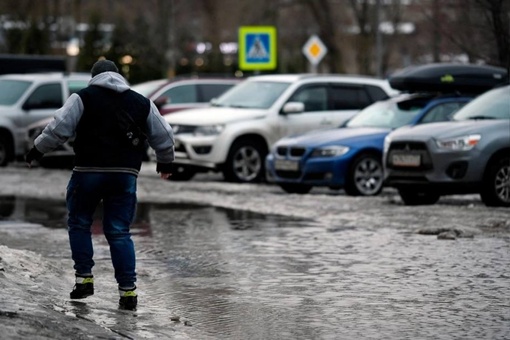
[278,183,312,194]
[398,187,440,205]
[480,156,510,207]
[344,153,384,196]
[223,139,266,183]
[0,134,11,167]
[168,165,196,181]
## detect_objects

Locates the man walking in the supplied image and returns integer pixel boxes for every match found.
[25,59,175,310]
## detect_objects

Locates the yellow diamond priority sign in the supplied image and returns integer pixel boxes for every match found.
[302,35,327,66]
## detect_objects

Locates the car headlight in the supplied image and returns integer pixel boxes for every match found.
[194,124,224,136]
[435,134,481,151]
[310,145,349,158]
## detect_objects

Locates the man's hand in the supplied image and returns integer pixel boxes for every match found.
[160,173,172,180]
[25,147,44,168]
[156,162,173,180]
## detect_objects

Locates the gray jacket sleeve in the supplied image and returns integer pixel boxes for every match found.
[34,94,84,154]
[146,101,175,164]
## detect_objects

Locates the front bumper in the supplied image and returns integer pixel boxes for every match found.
[266,152,351,187]
[384,139,485,192]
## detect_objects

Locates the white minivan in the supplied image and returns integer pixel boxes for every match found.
[164,74,398,183]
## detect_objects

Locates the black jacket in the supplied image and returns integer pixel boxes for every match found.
[74,85,150,173]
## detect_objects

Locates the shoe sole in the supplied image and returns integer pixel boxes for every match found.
[70,293,94,299]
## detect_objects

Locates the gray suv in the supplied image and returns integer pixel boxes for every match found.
[383,84,510,206]
[0,72,90,166]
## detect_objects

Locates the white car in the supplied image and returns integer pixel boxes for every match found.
[0,72,90,166]
[163,74,398,182]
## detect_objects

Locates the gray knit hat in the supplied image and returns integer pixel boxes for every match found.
[91,59,119,77]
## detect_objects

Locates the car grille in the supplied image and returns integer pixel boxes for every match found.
[275,170,301,179]
[175,143,186,152]
[276,146,306,158]
[386,141,433,171]
[390,141,427,151]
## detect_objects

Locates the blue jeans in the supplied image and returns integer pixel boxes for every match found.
[66,171,137,287]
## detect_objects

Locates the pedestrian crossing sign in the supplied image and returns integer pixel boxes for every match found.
[238,26,277,71]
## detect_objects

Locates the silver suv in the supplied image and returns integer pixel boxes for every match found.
[164,74,398,182]
[0,72,90,166]
[384,84,510,207]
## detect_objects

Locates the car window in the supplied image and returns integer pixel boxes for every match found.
[24,83,63,109]
[288,85,328,112]
[213,81,290,109]
[365,85,390,102]
[420,102,465,124]
[0,79,32,105]
[161,84,198,104]
[454,86,510,120]
[198,84,235,102]
[330,85,371,110]
[346,99,423,129]
[132,79,167,97]
[67,80,89,95]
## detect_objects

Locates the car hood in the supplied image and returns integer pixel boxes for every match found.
[390,120,506,140]
[163,107,268,125]
[276,127,390,147]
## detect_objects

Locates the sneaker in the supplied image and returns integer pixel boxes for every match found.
[119,286,137,310]
[70,275,94,299]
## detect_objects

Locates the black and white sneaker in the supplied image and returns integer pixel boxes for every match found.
[70,275,94,299]
[119,286,137,310]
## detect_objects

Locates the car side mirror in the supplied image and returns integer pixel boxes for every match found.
[282,102,305,114]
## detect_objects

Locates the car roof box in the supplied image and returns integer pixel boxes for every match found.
[388,63,508,94]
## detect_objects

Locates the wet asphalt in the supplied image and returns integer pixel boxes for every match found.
[0,163,509,340]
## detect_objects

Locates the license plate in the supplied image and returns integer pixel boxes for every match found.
[274,159,299,171]
[392,154,421,167]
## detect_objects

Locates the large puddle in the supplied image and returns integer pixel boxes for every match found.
[0,196,509,339]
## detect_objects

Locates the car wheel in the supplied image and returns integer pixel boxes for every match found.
[0,134,11,167]
[398,187,440,205]
[278,183,312,194]
[168,165,196,181]
[223,139,266,183]
[344,153,384,196]
[480,156,510,207]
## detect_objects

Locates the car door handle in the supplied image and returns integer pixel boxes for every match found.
[320,119,332,125]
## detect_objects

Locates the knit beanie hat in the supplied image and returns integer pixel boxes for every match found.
[91,59,119,77]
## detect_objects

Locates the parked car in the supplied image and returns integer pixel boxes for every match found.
[383,84,510,206]
[0,72,90,166]
[163,74,399,182]
[132,77,241,115]
[265,93,473,195]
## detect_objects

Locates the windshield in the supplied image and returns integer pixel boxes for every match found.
[132,79,167,97]
[212,80,290,109]
[0,79,32,105]
[346,99,424,129]
[453,86,510,120]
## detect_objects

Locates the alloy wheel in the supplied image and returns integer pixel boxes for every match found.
[353,157,383,196]
[232,145,262,182]
[494,162,510,203]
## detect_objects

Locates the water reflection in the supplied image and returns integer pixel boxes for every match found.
[0,196,153,236]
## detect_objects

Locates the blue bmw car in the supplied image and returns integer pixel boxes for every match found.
[265,93,473,195]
